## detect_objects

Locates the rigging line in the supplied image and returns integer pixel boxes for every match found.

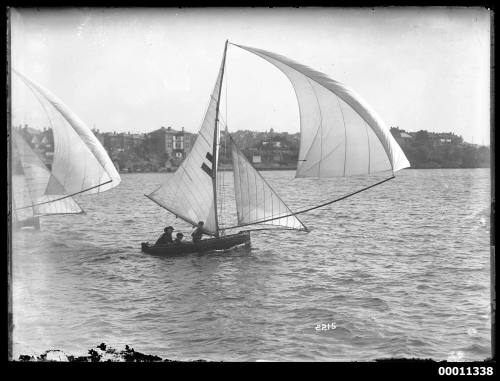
[254,156,258,223]
[233,142,242,224]
[218,129,224,223]
[145,194,198,230]
[222,175,395,230]
[221,127,228,224]
[221,50,228,227]
[144,194,216,236]
[15,179,113,210]
[36,210,86,217]
[229,134,307,230]
[80,154,88,194]
[306,78,324,177]
[225,47,228,130]
[220,226,309,233]
[49,194,85,215]
[244,142,251,221]
[262,164,266,224]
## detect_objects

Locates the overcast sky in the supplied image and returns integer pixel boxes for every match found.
[10,7,491,145]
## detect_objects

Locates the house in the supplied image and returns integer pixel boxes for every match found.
[146,126,196,161]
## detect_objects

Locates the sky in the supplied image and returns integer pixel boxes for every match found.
[9,7,491,145]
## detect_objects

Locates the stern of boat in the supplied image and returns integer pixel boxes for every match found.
[239,230,251,247]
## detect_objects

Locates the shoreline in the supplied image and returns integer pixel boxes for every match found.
[14,343,494,362]
[118,166,490,174]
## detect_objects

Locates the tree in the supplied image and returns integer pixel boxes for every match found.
[414,130,429,146]
[461,145,478,168]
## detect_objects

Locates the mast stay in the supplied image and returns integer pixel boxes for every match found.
[212,40,229,236]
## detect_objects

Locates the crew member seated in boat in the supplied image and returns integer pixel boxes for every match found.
[156,226,174,245]
[191,221,205,243]
[174,232,184,244]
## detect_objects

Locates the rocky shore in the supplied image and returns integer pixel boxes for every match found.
[16,343,494,362]
[17,343,210,362]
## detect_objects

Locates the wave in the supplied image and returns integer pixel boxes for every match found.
[360,297,390,312]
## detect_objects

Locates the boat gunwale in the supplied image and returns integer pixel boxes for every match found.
[141,231,250,254]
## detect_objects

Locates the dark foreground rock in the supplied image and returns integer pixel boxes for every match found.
[17,343,211,362]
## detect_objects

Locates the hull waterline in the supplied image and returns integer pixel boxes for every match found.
[141,231,250,256]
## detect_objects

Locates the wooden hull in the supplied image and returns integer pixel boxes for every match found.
[141,231,250,255]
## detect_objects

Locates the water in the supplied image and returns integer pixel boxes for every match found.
[11,168,491,361]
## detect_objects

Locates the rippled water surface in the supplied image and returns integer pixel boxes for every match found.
[11,169,491,361]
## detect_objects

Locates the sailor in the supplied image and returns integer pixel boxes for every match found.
[174,232,184,244]
[191,221,205,243]
[155,226,174,245]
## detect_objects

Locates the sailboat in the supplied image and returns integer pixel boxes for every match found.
[11,128,83,229]
[10,69,121,229]
[141,40,410,255]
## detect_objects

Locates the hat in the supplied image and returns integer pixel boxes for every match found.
[176,232,184,237]
[164,226,174,232]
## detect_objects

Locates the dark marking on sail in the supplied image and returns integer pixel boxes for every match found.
[201,162,213,177]
[206,152,214,163]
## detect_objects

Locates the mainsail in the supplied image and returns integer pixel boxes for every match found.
[146,42,228,235]
[12,69,121,199]
[11,128,83,218]
[230,43,410,178]
[230,137,307,231]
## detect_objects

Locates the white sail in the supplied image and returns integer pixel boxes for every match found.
[231,140,307,231]
[231,44,411,178]
[11,128,83,217]
[12,69,121,195]
[146,48,227,235]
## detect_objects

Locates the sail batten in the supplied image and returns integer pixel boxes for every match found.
[230,43,410,178]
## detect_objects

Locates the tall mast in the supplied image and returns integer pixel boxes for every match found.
[212,39,229,236]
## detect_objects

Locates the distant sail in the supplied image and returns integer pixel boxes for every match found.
[11,128,83,217]
[12,69,121,195]
[231,138,307,231]
[231,44,411,178]
[146,48,227,235]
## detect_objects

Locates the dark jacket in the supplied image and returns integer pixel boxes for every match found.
[191,227,203,242]
[156,232,173,245]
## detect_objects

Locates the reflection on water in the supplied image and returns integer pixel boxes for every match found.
[11,168,491,361]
